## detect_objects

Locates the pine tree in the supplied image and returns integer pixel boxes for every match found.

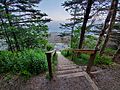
[0,0,51,51]
[99,0,119,55]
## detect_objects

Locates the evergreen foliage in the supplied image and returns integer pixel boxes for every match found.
[0,0,51,51]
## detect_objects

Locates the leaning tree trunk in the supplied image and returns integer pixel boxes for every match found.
[94,0,115,51]
[78,0,93,49]
[112,46,120,61]
[100,0,118,56]
[86,0,118,73]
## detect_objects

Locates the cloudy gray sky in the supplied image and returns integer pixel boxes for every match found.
[37,0,71,32]
[38,0,71,21]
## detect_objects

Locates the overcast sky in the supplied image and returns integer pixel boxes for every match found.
[38,0,71,21]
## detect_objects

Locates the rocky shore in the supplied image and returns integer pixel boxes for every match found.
[48,32,71,50]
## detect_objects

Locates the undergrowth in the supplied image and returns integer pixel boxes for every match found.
[61,50,113,65]
[0,49,48,79]
[52,52,58,72]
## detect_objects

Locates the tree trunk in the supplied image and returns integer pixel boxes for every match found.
[4,3,20,51]
[86,0,118,73]
[0,18,13,52]
[78,0,93,49]
[94,0,115,51]
[100,0,118,56]
[112,46,120,61]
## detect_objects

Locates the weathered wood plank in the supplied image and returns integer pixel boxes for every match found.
[45,52,53,80]
[73,50,95,54]
[46,50,56,54]
[64,49,97,54]
[45,50,56,80]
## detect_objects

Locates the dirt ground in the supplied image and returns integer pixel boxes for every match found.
[91,63,120,90]
[1,64,120,90]
[0,54,120,90]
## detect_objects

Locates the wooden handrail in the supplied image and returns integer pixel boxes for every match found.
[64,49,99,54]
[65,49,99,53]
[45,50,56,80]
[46,50,55,54]
[73,49,95,54]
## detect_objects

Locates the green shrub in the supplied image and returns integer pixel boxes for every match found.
[104,48,116,55]
[61,50,72,57]
[79,54,89,61]
[3,73,13,81]
[72,54,89,65]
[0,49,48,78]
[94,54,112,65]
[46,43,54,51]
[52,52,58,66]
[61,49,113,66]
[52,52,58,72]
[20,70,31,79]
[61,50,90,65]
[79,54,89,64]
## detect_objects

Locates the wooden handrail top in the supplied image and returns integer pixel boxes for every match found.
[45,50,56,54]
[64,49,99,51]
[64,49,99,54]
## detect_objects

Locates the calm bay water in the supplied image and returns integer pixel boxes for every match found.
[47,21,69,33]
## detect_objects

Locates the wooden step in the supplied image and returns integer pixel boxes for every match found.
[57,72,98,90]
[57,68,82,75]
[58,64,77,67]
[57,72,85,78]
[58,65,79,71]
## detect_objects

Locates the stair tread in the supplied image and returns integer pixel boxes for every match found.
[57,68,82,75]
[57,71,85,78]
[58,66,80,71]
[58,64,77,67]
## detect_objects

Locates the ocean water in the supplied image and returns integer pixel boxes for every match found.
[47,21,70,33]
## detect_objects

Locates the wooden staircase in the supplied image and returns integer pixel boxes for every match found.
[56,52,98,90]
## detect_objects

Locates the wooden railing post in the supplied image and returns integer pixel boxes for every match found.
[45,52,53,80]
[86,50,97,74]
